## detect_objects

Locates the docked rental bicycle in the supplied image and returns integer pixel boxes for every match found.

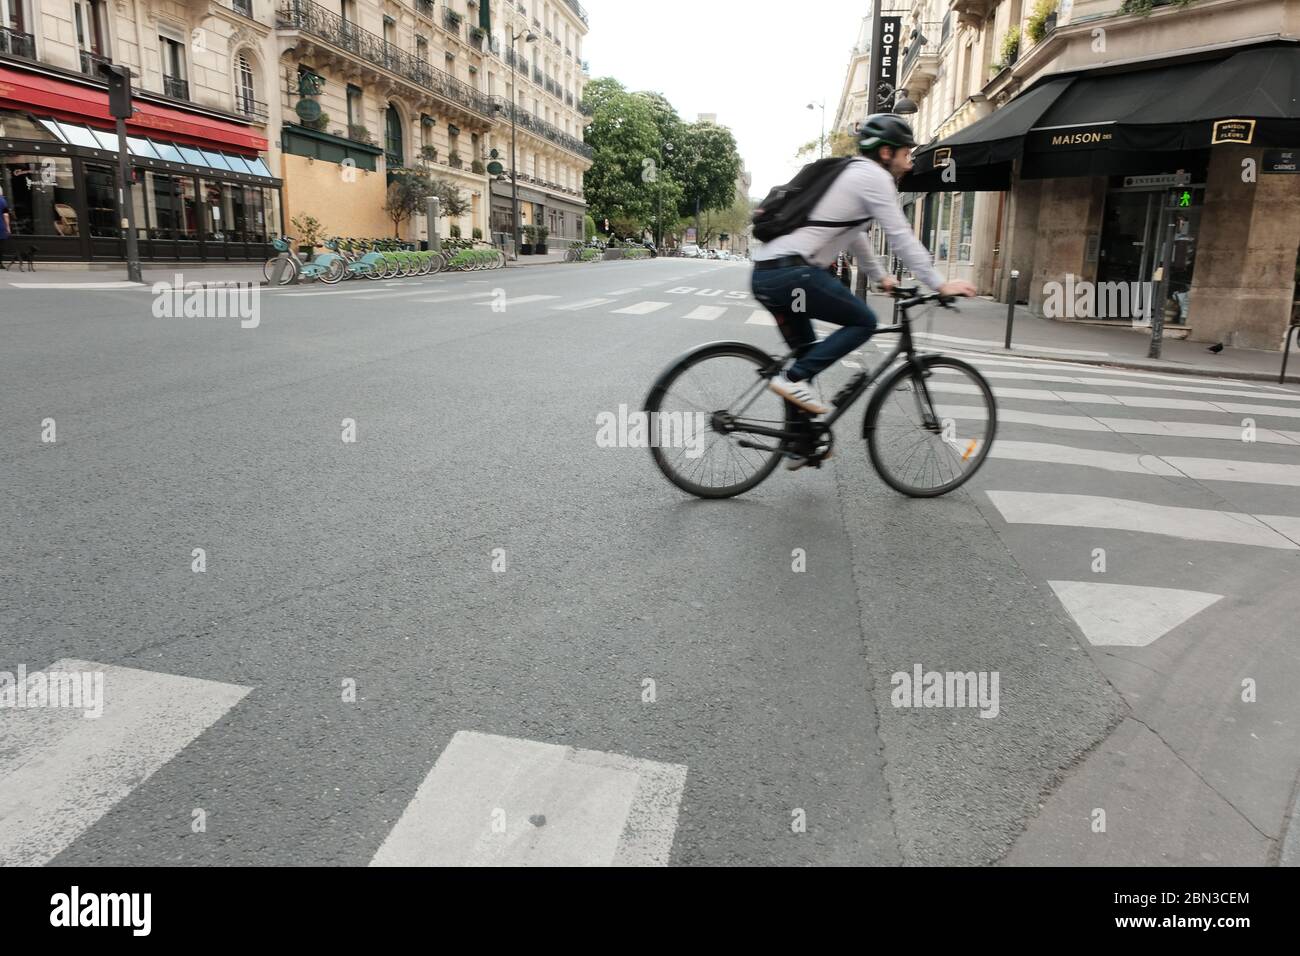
[643,287,998,498]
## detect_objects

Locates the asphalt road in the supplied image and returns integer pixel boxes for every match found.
[2,258,1298,866]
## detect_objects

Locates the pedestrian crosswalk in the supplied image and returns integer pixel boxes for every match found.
[916,349,1300,651]
[0,665,686,867]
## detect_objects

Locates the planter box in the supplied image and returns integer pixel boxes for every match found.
[520,244,533,255]
[535,243,548,255]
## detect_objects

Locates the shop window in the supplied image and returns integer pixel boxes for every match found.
[84,162,120,238]
[0,110,57,141]
[145,171,197,240]
[0,155,79,237]
[201,179,225,241]
[958,192,974,262]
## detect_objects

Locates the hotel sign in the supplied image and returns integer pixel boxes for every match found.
[873,16,901,113]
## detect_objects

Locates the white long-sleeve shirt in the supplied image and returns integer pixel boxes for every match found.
[753,157,945,291]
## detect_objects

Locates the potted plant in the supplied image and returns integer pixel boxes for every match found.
[471,159,485,174]
[472,226,483,240]
[349,123,374,145]
[520,225,535,255]
[448,150,462,169]
[290,213,324,256]
[1026,0,1059,44]
[421,145,438,162]
[450,224,462,239]
[1001,28,1021,67]
[305,111,330,132]
[535,226,549,255]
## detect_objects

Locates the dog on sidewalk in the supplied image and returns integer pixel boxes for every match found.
[1,244,38,272]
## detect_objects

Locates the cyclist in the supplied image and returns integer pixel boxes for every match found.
[751,114,976,430]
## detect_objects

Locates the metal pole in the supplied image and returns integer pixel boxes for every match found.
[1282,323,1299,385]
[116,115,142,283]
[1004,269,1019,349]
[1147,217,1176,360]
[426,197,441,253]
[510,37,519,261]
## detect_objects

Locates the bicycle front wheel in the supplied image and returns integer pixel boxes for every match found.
[864,355,997,498]
[644,341,794,499]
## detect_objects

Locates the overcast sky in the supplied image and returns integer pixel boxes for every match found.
[581,0,867,200]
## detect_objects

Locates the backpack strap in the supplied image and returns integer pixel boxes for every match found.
[803,216,871,229]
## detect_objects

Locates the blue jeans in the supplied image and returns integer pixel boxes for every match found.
[751,263,878,382]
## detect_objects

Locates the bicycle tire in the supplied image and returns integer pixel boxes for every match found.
[863,355,997,498]
[644,341,793,499]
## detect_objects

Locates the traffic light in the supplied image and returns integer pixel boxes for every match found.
[98,62,133,119]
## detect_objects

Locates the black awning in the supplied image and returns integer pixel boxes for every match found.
[902,42,1300,192]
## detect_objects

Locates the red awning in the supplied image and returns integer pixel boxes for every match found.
[0,66,268,154]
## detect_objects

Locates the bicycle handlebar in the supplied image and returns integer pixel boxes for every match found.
[891,286,959,311]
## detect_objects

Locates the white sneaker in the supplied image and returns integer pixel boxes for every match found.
[768,373,828,416]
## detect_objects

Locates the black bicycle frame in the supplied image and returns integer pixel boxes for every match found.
[724,296,940,445]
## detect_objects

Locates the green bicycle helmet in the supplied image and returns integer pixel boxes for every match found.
[858,113,918,152]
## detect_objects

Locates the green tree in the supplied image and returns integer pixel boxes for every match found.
[794,129,858,162]
[581,78,663,234]
[384,169,437,238]
[673,120,743,225]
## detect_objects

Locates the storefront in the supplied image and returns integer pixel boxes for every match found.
[903,43,1300,347]
[489,180,584,246]
[0,67,280,262]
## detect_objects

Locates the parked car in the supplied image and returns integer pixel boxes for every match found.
[680,244,702,258]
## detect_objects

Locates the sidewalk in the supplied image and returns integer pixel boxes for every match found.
[866,291,1300,385]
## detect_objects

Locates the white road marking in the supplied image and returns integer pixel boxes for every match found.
[932,380,1300,419]
[942,404,1300,444]
[911,331,1110,357]
[990,441,1300,486]
[683,306,727,321]
[1048,582,1223,648]
[552,298,616,311]
[8,281,146,289]
[612,301,670,315]
[954,352,1293,392]
[989,441,1183,476]
[411,291,500,304]
[746,310,777,326]
[984,491,1300,550]
[476,294,559,306]
[0,660,250,867]
[605,288,643,296]
[370,731,687,867]
[946,367,1300,403]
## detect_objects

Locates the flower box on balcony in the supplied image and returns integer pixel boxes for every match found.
[470,159,485,174]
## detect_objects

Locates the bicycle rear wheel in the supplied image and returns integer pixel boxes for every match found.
[644,341,795,499]
[864,355,997,497]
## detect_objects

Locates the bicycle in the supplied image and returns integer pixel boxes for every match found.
[643,287,998,499]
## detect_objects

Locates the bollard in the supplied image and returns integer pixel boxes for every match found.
[1004,270,1019,350]
[1282,321,1300,385]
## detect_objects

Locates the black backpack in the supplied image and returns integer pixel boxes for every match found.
[751,157,869,243]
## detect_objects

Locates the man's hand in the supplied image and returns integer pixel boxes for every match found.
[939,280,977,298]
[878,276,898,295]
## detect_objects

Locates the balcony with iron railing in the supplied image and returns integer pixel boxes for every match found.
[443,8,462,36]
[415,0,434,17]
[79,49,112,77]
[0,25,36,60]
[277,0,495,119]
[235,92,270,122]
[163,75,190,99]
[900,20,942,90]
[562,0,589,27]
[490,95,593,159]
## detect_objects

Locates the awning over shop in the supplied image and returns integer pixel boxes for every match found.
[903,43,1300,192]
[0,66,268,154]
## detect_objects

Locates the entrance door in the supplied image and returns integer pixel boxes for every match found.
[1097,186,1202,324]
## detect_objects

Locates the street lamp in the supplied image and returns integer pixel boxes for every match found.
[894,88,918,115]
[508,27,538,260]
[655,141,673,251]
[807,101,826,158]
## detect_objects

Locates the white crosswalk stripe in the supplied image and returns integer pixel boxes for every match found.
[612,301,670,315]
[551,298,617,311]
[476,294,559,307]
[683,306,727,321]
[0,661,251,866]
[370,731,687,866]
[985,491,1300,550]
[745,310,777,326]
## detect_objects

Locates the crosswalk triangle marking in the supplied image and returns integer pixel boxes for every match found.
[1048,581,1223,647]
[745,310,777,326]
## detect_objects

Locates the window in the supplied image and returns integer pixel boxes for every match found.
[1,0,27,32]
[73,1,106,56]
[144,171,197,240]
[159,35,188,98]
[233,0,252,16]
[0,155,79,236]
[384,104,403,167]
[346,85,363,127]
[416,35,428,62]
[958,192,974,262]
[84,162,119,238]
[236,54,258,117]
